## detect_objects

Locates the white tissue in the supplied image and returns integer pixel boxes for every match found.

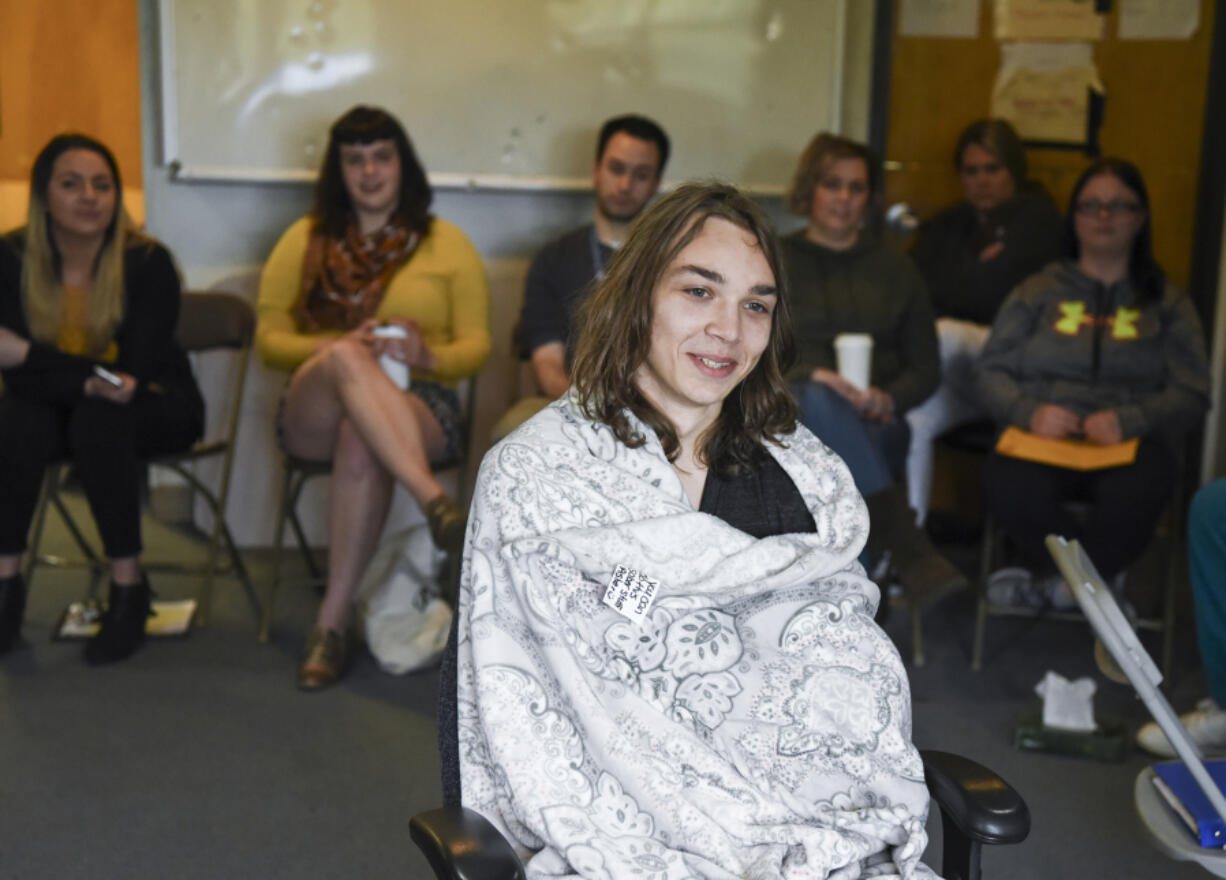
[1035,670,1097,732]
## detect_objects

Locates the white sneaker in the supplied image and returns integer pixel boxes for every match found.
[1136,698,1226,758]
[986,567,1031,606]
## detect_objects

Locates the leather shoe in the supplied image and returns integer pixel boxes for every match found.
[425,494,467,556]
[297,626,349,691]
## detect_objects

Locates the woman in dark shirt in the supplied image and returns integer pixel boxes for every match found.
[0,134,203,664]
[781,132,964,604]
[907,120,1063,526]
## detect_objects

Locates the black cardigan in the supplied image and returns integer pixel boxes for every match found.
[0,229,204,429]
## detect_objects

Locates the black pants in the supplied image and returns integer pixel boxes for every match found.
[984,434,1175,579]
[0,391,200,559]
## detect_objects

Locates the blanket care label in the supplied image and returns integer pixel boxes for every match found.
[603,564,659,623]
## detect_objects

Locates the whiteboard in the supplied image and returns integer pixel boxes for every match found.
[159,0,846,192]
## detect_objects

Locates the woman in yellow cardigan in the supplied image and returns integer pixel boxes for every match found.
[257,106,490,690]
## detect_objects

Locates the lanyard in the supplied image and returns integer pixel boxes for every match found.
[589,225,608,282]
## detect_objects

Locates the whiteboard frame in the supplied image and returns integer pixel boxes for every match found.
[157,0,845,194]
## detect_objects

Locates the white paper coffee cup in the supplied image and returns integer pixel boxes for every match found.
[372,324,411,389]
[834,333,873,391]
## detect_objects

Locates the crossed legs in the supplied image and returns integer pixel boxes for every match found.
[280,336,447,634]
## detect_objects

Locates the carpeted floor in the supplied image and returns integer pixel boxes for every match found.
[0,497,1210,878]
[0,505,442,879]
[903,588,1206,879]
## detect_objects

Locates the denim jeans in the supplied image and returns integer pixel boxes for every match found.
[794,381,909,497]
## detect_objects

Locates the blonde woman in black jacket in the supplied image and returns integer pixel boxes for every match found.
[0,134,203,663]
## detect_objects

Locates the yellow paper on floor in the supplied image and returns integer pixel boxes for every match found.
[995,426,1138,471]
[56,599,197,639]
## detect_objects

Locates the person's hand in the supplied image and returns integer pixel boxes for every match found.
[0,326,31,369]
[1028,403,1081,439]
[979,241,1005,262]
[344,318,381,347]
[84,371,137,405]
[1083,409,1123,445]
[372,318,436,371]
[860,386,895,422]
[813,367,867,409]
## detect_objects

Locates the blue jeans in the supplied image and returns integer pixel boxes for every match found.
[1190,479,1226,706]
[794,381,910,497]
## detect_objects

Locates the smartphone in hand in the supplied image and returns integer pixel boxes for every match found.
[93,365,124,387]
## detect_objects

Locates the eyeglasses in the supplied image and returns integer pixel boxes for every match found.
[1075,199,1142,217]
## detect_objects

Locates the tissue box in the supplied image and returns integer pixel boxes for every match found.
[1013,713,1129,762]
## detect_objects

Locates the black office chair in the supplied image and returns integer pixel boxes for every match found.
[411,749,1028,880]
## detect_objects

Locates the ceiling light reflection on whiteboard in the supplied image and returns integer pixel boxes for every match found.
[238,51,374,123]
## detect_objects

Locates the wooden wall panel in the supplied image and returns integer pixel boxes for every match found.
[885,0,1214,289]
[0,0,142,186]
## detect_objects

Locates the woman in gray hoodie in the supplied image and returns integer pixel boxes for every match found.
[977,158,1209,586]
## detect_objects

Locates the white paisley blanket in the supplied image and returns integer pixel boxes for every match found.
[456,397,938,880]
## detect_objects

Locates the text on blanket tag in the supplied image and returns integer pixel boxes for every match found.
[602,564,660,624]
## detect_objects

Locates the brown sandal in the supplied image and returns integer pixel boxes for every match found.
[425,494,468,555]
[296,626,349,691]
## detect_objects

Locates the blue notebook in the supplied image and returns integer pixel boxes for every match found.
[1152,759,1226,848]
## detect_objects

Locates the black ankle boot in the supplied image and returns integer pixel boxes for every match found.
[0,573,27,655]
[85,577,153,665]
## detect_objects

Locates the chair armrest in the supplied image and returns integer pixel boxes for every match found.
[921,749,1030,845]
[409,755,1028,880]
[409,807,526,880]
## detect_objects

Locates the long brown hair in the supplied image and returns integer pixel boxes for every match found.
[1064,157,1164,302]
[23,133,135,352]
[570,182,797,476]
[312,105,432,240]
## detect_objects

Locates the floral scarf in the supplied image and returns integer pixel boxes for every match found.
[293,220,419,331]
